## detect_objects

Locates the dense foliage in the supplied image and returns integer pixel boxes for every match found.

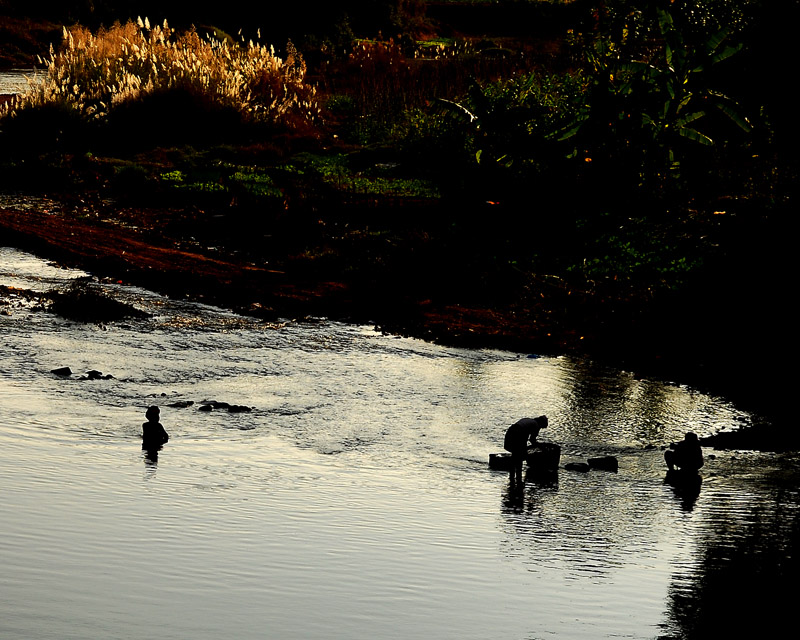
[1,2,785,232]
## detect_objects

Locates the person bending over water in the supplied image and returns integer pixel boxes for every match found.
[504,416,548,482]
[665,432,703,473]
[142,405,169,446]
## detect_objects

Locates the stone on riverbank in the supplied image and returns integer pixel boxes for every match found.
[49,366,113,379]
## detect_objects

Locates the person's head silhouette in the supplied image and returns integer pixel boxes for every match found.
[145,405,160,423]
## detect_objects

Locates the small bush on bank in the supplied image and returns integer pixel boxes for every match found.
[320,37,534,145]
[1,18,320,150]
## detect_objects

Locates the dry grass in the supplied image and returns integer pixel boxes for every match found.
[1,18,320,128]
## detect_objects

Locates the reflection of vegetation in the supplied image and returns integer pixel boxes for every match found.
[664,483,800,638]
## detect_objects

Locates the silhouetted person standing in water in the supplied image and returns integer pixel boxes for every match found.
[665,432,703,473]
[142,405,169,447]
[504,416,548,483]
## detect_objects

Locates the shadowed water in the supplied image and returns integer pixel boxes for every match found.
[1,246,797,639]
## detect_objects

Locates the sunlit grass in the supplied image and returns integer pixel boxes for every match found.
[159,164,284,198]
[1,18,320,128]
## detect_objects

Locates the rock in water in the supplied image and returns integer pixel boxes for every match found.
[48,282,148,323]
[228,405,252,413]
[588,456,619,472]
[489,452,514,471]
[526,442,561,471]
[565,462,591,473]
[490,443,562,472]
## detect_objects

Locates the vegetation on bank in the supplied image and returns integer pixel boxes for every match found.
[1,19,319,149]
[0,1,794,426]
[0,2,785,272]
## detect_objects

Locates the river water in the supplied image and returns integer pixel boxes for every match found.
[0,69,41,95]
[1,245,797,639]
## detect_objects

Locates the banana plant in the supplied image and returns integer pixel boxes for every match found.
[639,8,751,151]
[562,6,752,184]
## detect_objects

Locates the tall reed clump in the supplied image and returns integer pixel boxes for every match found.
[1,18,320,145]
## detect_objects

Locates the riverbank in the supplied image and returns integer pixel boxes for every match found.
[1,196,793,452]
[0,204,568,350]
[0,15,59,67]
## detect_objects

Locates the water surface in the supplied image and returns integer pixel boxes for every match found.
[1,246,797,639]
[0,68,41,95]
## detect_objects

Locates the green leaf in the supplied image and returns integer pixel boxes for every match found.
[708,94,752,132]
[550,119,584,142]
[675,110,705,127]
[711,42,743,66]
[704,28,728,56]
[677,127,713,146]
[435,98,477,124]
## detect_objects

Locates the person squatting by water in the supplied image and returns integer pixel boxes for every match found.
[142,405,169,446]
[504,416,548,482]
[665,432,703,473]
